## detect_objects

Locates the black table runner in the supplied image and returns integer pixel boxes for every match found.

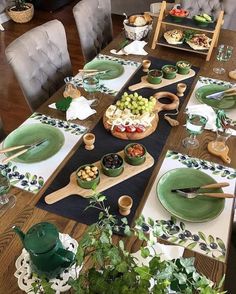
[37,57,199,229]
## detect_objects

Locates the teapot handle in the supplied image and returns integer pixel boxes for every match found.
[55,248,75,267]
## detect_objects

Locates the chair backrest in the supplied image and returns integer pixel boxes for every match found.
[73,0,113,62]
[180,0,236,29]
[5,20,72,112]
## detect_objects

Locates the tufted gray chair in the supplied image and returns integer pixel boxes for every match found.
[5,20,72,112]
[73,0,113,63]
[180,0,236,30]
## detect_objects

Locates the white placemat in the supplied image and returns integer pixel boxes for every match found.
[74,54,140,96]
[0,113,87,193]
[187,76,236,122]
[142,150,236,263]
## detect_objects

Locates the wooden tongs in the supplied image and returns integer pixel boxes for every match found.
[0,139,47,164]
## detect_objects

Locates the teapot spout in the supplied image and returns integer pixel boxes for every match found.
[12,225,25,245]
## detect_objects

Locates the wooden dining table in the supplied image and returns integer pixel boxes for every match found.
[0,28,235,293]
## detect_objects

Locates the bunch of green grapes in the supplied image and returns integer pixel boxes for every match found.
[115,92,156,115]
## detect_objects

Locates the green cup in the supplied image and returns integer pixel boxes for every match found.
[176,61,191,75]
[147,69,163,84]
[77,164,100,189]
[124,143,147,166]
[101,153,124,177]
[162,65,177,79]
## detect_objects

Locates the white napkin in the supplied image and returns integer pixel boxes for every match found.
[49,97,96,121]
[110,40,148,56]
[186,104,236,135]
[132,243,184,266]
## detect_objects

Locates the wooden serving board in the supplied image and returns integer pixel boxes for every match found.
[128,69,195,91]
[103,115,158,140]
[45,150,154,204]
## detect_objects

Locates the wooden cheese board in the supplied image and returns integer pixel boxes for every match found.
[45,150,154,204]
[128,69,195,91]
[103,91,179,140]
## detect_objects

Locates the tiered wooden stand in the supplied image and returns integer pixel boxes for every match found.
[151,1,224,61]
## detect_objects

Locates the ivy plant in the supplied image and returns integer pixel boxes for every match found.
[31,192,226,294]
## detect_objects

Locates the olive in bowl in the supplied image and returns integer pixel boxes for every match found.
[101,153,124,177]
[147,69,163,84]
[176,61,191,75]
[162,65,178,79]
[124,143,147,166]
[77,165,100,189]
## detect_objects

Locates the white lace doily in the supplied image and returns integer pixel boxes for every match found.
[14,233,81,293]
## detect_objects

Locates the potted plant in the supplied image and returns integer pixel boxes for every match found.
[7,0,34,23]
[31,192,226,293]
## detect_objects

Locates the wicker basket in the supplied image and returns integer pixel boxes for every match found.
[7,3,34,24]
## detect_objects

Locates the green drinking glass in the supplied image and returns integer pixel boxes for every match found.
[182,113,208,149]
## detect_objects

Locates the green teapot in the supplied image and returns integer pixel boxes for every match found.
[13,222,75,278]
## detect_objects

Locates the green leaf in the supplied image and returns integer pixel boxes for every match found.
[171,216,177,224]
[97,195,106,202]
[134,266,150,280]
[116,261,128,273]
[124,225,132,236]
[25,172,30,179]
[147,217,154,226]
[141,247,150,258]
[208,235,215,244]
[180,222,185,231]
[55,97,72,112]
[173,272,187,284]
[198,231,207,242]
[121,217,128,224]
[100,232,110,244]
[216,237,226,251]
[187,242,197,250]
[119,240,124,251]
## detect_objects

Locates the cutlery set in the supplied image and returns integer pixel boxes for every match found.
[172,182,234,199]
[0,139,47,164]
[206,87,236,100]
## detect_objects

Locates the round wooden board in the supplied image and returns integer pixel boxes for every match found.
[103,114,158,140]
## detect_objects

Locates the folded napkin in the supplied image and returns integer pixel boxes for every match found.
[186,104,236,135]
[110,40,148,56]
[49,97,96,121]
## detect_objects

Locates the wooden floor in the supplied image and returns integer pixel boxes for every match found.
[0,0,123,134]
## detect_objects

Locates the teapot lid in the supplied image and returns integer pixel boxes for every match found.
[24,222,59,254]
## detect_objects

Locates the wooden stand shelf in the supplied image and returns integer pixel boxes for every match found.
[151,1,224,61]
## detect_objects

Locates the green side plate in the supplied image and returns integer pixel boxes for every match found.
[3,123,65,163]
[156,168,225,222]
[195,84,236,109]
[84,60,124,80]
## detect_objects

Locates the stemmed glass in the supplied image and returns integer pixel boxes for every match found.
[0,173,16,216]
[182,113,208,149]
[82,75,100,106]
[213,45,233,74]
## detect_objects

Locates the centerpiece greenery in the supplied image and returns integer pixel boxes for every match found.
[31,192,226,294]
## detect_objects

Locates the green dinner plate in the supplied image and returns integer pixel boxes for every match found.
[195,84,236,109]
[3,123,65,163]
[84,60,124,80]
[156,168,225,222]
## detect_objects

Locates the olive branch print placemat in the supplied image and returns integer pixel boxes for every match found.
[187,76,236,123]
[142,150,236,263]
[74,54,141,96]
[0,113,87,194]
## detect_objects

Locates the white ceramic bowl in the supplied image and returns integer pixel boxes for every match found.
[123,20,152,41]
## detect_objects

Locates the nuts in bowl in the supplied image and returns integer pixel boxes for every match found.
[101,153,124,177]
[124,143,147,166]
[77,165,100,189]
[176,61,191,75]
[161,65,178,79]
